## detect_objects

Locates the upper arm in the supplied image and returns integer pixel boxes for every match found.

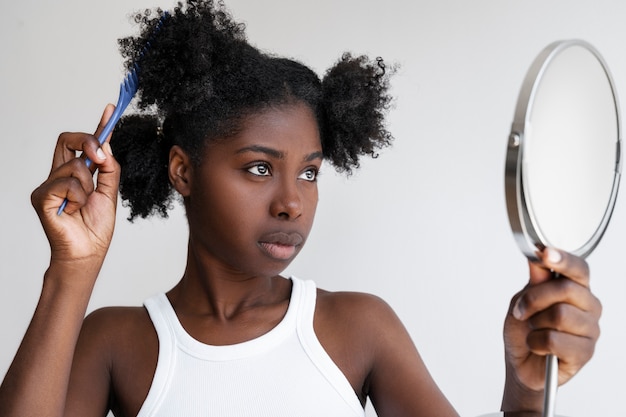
[64,308,114,417]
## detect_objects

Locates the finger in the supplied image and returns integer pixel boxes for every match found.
[32,173,91,218]
[51,105,115,173]
[539,248,590,288]
[48,158,97,192]
[92,142,120,206]
[513,277,601,321]
[528,259,554,286]
[93,104,116,142]
[48,177,90,215]
[528,303,601,339]
[51,132,103,172]
[37,158,97,215]
[526,329,596,365]
[82,104,116,173]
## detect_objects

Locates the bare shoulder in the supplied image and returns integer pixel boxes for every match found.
[313,288,414,354]
[315,288,403,334]
[314,288,457,416]
[77,305,157,364]
[315,288,414,357]
[313,289,409,365]
[82,306,153,341]
[84,305,152,327]
[312,289,405,402]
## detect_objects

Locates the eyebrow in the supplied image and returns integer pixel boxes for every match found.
[236,145,323,162]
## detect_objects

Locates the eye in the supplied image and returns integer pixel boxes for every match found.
[299,167,318,182]
[247,163,271,177]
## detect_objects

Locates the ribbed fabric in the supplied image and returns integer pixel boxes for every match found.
[137,277,365,417]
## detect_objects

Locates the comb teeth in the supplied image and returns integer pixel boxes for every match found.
[138,11,169,62]
[56,11,170,215]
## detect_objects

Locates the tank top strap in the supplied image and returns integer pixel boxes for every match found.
[292,277,366,416]
[141,295,177,415]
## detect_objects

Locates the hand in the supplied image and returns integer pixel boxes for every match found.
[31,104,121,267]
[503,248,601,394]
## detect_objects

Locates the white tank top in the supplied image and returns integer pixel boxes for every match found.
[138,277,365,417]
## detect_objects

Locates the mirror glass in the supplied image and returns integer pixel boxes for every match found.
[506,39,621,260]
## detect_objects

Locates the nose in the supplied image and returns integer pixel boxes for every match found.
[269,180,303,220]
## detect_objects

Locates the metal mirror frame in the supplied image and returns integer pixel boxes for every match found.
[505,39,622,262]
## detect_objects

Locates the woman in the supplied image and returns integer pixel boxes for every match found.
[0,1,601,416]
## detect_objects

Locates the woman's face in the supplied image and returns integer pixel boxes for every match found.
[181,102,323,279]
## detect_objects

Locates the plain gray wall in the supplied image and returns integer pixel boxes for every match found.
[2,1,625,416]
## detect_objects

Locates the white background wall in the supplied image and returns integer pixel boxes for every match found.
[2,1,625,416]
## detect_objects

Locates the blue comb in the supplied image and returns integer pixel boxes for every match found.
[57,12,168,215]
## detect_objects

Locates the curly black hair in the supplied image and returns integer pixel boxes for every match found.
[111,0,394,220]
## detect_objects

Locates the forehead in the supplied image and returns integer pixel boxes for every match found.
[236,102,321,147]
[198,102,323,166]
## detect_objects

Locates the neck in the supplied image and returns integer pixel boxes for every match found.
[167,242,291,322]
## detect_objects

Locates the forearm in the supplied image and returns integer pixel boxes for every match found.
[0,262,99,417]
[501,362,544,414]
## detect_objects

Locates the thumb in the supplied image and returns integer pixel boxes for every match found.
[94,104,116,142]
[92,134,120,206]
[527,247,561,285]
[91,104,120,202]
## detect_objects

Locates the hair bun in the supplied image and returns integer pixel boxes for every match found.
[321,53,394,173]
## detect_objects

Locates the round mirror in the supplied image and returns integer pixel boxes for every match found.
[504,39,621,417]
[505,39,621,261]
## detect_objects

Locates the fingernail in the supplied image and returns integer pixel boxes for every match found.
[513,298,524,320]
[96,147,107,161]
[546,248,562,264]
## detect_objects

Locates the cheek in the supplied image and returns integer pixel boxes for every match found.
[187,187,262,263]
[309,189,319,215]
[301,185,319,227]
[195,175,273,237]
[194,179,257,223]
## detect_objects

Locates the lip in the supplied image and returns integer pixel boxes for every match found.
[258,231,304,261]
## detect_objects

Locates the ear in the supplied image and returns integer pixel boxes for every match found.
[169,145,193,197]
